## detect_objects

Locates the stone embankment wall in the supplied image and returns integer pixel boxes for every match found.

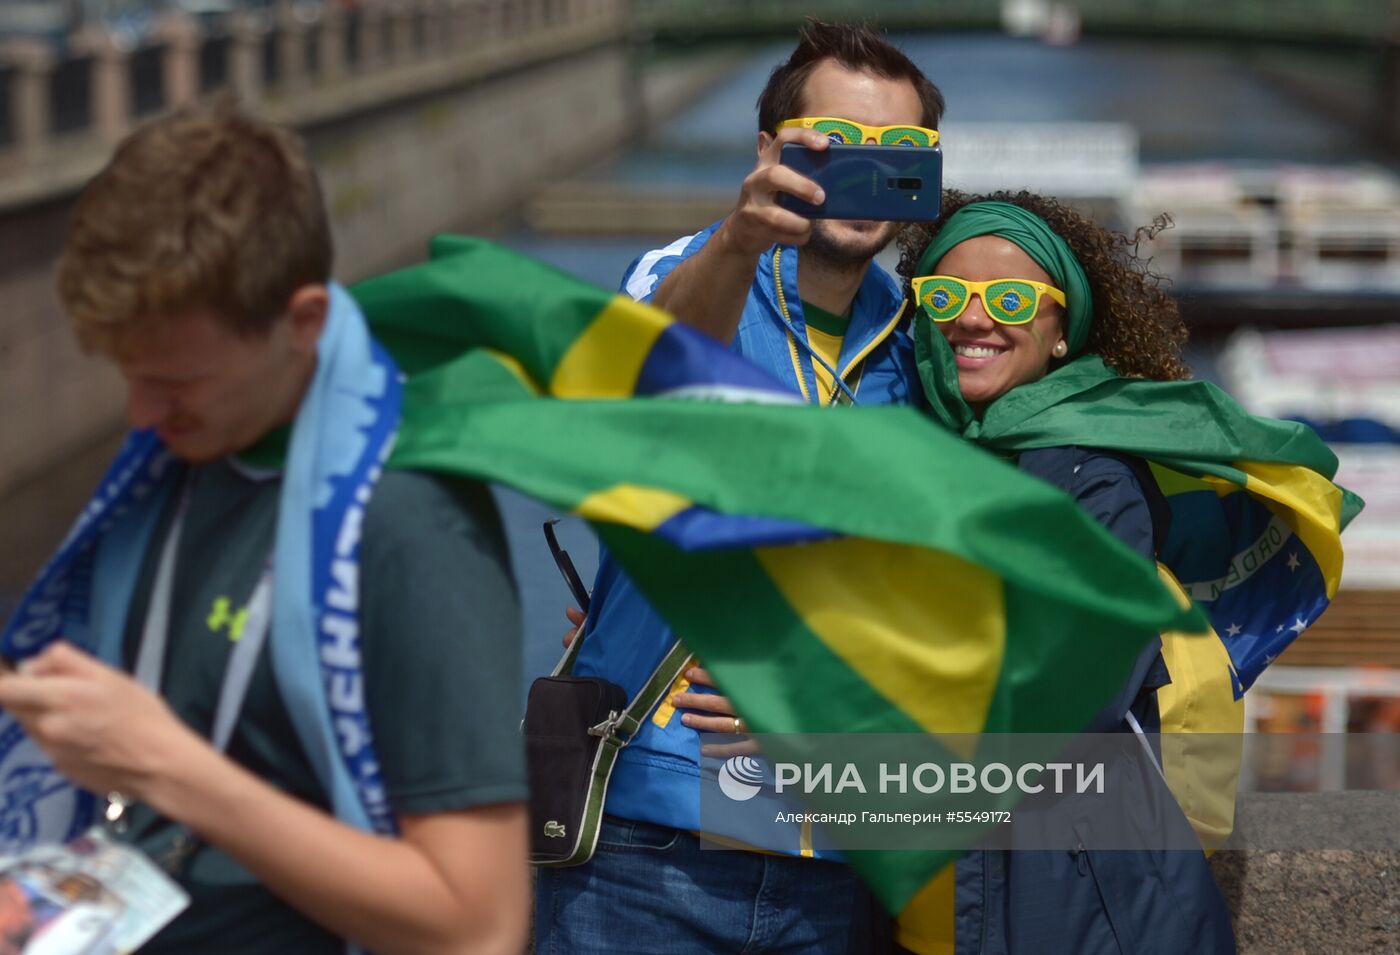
[1212,791,1399,953]
[0,0,646,501]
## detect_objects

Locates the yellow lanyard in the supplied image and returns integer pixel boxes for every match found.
[772,248,906,406]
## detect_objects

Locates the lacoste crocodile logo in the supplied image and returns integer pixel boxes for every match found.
[543,820,567,839]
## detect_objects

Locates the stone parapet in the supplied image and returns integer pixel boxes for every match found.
[0,0,637,501]
[1212,791,1400,954]
[0,0,627,214]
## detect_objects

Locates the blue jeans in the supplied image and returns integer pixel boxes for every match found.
[534,817,880,954]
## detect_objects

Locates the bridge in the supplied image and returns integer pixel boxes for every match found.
[632,0,1400,153]
[631,0,1398,48]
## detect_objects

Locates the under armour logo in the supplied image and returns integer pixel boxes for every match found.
[206,597,249,641]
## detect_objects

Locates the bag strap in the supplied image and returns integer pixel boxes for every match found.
[549,616,588,678]
[529,640,692,870]
[549,596,694,746]
[588,640,694,748]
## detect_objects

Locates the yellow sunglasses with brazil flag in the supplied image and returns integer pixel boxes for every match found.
[778,117,940,148]
[912,275,1066,325]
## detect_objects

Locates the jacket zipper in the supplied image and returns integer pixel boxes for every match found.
[772,247,904,406]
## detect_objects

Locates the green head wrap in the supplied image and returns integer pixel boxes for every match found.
[913,201,1093,356]
[905,202,1359,531]
[905,206,1360,707]
[913,201,1095,432]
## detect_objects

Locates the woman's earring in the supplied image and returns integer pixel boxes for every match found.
[1052,341,1068,358]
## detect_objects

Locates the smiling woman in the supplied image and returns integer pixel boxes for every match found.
[891,193,1245,954]
[913,236,1068,412]
[898,189,1189,415]
[889,192,1355,954]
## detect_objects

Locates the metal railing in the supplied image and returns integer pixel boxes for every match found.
[0,0,625,205]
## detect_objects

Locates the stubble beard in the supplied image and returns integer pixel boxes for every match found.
[803,220,900,272]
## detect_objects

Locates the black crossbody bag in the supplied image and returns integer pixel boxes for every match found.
[524,522,692,866]
[524,624,692,866]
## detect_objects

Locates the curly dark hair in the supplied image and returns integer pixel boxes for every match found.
[896,190,1190,381]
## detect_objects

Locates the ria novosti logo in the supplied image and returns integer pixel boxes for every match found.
[717,756,766,801]
[716,757,1107,801]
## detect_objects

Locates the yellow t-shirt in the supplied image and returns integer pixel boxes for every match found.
[801,301,850,404]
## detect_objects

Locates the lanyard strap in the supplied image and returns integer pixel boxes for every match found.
[109,478,274,859]
[131,483,192,694]
[771,247,861,406]
[132,482,275,754]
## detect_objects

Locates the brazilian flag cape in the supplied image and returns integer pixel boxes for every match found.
[353,236,1210,917]
[916,330,1363,700]
[912,325,1364,911]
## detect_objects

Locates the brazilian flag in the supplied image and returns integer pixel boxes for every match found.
[353,237,1209,917]
[915,335,1363,903]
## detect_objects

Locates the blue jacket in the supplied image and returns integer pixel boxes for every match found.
[939,447,1235,955]
[620,222,917,406]
[574,225,917,850]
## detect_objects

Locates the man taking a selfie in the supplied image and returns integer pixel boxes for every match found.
[634,18,942,401]
[535,20,944,953]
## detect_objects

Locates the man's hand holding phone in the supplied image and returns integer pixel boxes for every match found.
[645,127,834,342]
[712,126,832,259]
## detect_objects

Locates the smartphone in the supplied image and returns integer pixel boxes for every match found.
[543,519,590,614]
[776,142,942,221]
